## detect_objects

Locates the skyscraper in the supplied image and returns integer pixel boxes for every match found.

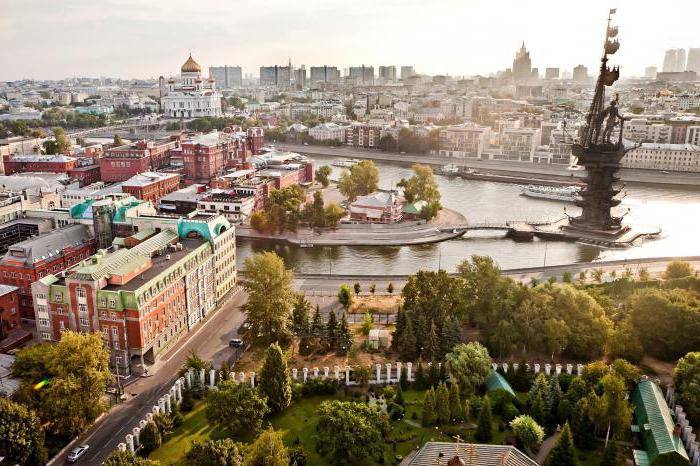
[512,42,532,82]
[644,66,658,79]
[545,67,560,79]
[687,48,700,72]
[572,65,588,82]
[259,65,291,86]
[209,66,243,88]
[310,66,340,84]
[663,48,687,72]
[400,66,415,79]
[378,66,397,82]
[349,65,374,83]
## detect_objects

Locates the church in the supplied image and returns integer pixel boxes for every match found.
[161,55,223,118]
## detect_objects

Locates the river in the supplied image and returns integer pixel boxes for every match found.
[236,156,700,275]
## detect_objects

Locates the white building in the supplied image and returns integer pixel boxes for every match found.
[309,122,347,142]
[438,124,491,159]
[622,143,700,172]
[161,55,222,118]
[288,101,345,120]
[491,127,542,162]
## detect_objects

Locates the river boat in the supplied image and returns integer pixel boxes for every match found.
[332,159,360,168]
[521,184,581,202]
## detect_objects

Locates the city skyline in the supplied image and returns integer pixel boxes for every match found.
[3,0,700,81]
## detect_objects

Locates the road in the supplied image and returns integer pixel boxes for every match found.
[292,256,700,294]
[51,290,247,466]
[275,143,700,187]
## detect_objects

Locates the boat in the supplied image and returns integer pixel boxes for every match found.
[332,159,360,168]
[521,185,582,202]
[439,164,460,175]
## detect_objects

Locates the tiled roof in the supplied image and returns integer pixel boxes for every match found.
[1,224,92,266]
[407,442,537,466]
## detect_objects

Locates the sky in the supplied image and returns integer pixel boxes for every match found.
[2,0,699,81]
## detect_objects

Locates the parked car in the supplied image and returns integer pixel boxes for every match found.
[229,338,243,348]
[67,445,89,463]
[238,321,251,333]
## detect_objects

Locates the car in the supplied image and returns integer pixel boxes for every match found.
[229,338,243,348]
[238,321,251,333]
[66,445,89,463]
[661,170,670,174]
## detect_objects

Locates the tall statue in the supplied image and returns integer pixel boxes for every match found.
[601,97,628,144]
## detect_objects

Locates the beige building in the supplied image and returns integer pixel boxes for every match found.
[622,143,700,172]
[438,124,491,159]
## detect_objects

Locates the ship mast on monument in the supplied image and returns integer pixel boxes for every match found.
[566,8,631,236]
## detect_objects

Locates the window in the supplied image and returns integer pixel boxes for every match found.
[100,311,107,319]
[59,321,65,330]
[78,303,88,314]
[41,332,51,340]
[76,287,87,298]
[79,317,89,326]
[113,341,119,350]
[1,271,5,278]
[112,326,118,337]
[100,298,106,307]
[109,299,116,308]
[39,319,49,327]
[10,272,15,278]
[18,273,23,280]
[55,292,62,301]
[110,312,116,320]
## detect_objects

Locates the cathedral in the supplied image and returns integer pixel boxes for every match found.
[161,54,222,118]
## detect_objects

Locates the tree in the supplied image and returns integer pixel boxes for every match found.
[0,398,46,465]
[415,359,426,390]
[387,282,394,294]
[250,211,270,233]
[449,382,463,422]
[600,440,620,466]
[324,203,345,228]
[303,190,326,228]
[185,439,244,466]
[242,251,295,345]
[546,422,576,466]
[337,284,353,311]
[674,352,700,425]
[113,133,123,145]
[292,294,311,336]
[43,127,71,154]
[369,283,376,294]
[325,310,338,350]
[475,395,493,442]
[398,318,417,361]
[440,316,463,356]
[664,261,694,280]
[337,160,379,201]
[445,342,492,395]
[361,312,374,336]
[422,388,437,426]
[311,305,324,341]
[315,165,332,187]
[590,374,633,446]
[510,415,545,451]
[337,313,353,355]
[638,267,650,281]
[152,411,173,439]
[400,366,409,389]
[259,343,292,415]
[12,330,113,439]
[436,382,451,424]
[140,421,161,454]
[571,397,596,450]
[427,320,440,360]
[428,361,440,388]
[244,429,289,466]
[353,282,361,295]
[316,400,389,463]
[397,164,441,219]
[205,381,269,435]
[103,450,160,466]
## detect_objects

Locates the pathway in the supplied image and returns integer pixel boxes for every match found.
[535,432,561,465]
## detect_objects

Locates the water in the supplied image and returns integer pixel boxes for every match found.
[236,156,700,274]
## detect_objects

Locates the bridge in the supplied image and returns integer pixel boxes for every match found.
[67,120,168,139]
[438,218,566,239]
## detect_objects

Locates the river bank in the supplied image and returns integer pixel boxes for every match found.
[236,207,467,246]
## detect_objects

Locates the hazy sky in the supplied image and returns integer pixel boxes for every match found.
[2,0,699,81]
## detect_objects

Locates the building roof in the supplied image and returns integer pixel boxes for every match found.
[636,143,700,151]
[407,442,537,466]
[122,172,179,188]
[287,123,308,132]
[486,371,516,398]
[0,354,21,397]
[1,224,92,266]
[181,55,202,73]
[9,154,76,163]
[351,191,396,209]
[630,380,689,464]
[402,200,428,215]
[0,283,18,297]
[159,184,206,204]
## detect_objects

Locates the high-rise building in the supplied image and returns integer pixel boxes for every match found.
[545,67,560,79]
[259,65,291,86]
[208,66,243,88]
[309,66,340,84]
[349,65,374,83]
[644,66,658,79]
[687,48,700,73]
[663,48,687,72]
[512,42,532,82]
[400,66,415,79]
[573,65,588,82]
[294,66,307,88]
[378,66,397,82]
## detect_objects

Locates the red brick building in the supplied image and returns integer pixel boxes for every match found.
[346,122,384,148]
[68,164,101,186]
[121,172,181,205]
[3,154,77,175]
[247,127,265,155]
[0,225,95,319]
[181,132,235,183]
[100,138,179,182]
[0,284,20,337]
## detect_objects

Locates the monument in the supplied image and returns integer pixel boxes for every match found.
[566,9,629,237]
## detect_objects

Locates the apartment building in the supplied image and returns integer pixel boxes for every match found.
[438,124,491,159]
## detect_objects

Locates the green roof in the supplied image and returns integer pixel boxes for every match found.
[131,228,156,241]
[630,380,689,465]
[69,199,95,219]
[402,200,428,215]
[486,371,515,397]
[633,450,651,466]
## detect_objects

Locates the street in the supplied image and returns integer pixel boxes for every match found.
[50,290,247,466]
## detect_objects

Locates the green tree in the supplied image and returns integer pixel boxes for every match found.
[152,411,173,439]
[449,382,463,422]
[361,312,374,336]
[311,305,324,341]
[316,400,389,463]
[242,251,295,345]
[546,422,576,466]
[337,160,379,202]
[510,415,545,451]
[43,127,71,154]
[314,165,332,187]
[475,395,493,442]
[415,359,426,390]
[664,261,695,279]
[185,439,244,466]
[440,316,463,356]
[337,312,353,355]
[436,382,451,424]
[589,374,633,446]
[139,421,161,454]
[369,283,376,294]
[12,331,113,439]
[397,164,441,219]
[400,366,409,390]
[387,282,394,294]
[244,429,289,466]
[445,342,492,395]
[291,294,311,336]
[422,388,437,426]
[397,318,417,360]
[674,352,700,425]
[337,284,353,311]
[205,381,269,435]
[600,440,620,466]
[325,310,338,350]
[0,398,47,465]
[324,203,345,228]
[103,450,160,466]
[571,397,596,450]
[113,133,123,145]
[259,343,292,414]
[353,282,361,295]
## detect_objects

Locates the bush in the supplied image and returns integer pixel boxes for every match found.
[388,402,405,421]
[502,403,521,422]
[180,389,195,412]
[301,378,340,397]
[291,382,304,401]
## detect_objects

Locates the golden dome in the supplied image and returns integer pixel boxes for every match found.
[181,54,202,73]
